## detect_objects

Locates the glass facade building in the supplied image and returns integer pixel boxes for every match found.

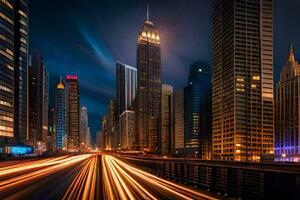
[184,61,211,159]
[0,0,14,138]
[14,0,29,144]
[55,79,66,150]
[29,52,48,151]
[116,62,137,149]
[212,0,274,161]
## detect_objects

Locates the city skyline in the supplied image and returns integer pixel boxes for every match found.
[1,1,300,199]
[29,0,300,136]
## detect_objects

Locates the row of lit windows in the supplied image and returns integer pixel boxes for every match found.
[0,84,12,93]
[0,115,13,122]
[0,125,13,132]
[0,49,13,60]
[0,12,13,24]
[1,0,13,9]
[0,100,12,107]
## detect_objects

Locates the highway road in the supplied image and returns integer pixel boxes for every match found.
[0,154,217,200]
[102,155,218,200]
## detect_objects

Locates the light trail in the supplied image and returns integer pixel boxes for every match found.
[62,155,98,200]
[102,155,219,200]
[0,154,92,199]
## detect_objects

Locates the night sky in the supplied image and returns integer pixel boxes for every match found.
[29,0,300,138]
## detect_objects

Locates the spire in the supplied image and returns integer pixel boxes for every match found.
[59,75,62,84]
[289,43,296,63]
[146,2,149,21]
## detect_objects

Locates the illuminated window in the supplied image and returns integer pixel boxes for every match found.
[237,78,244,82]
[0,84,12,93]
[236,150,241,153]
[251,84,256,88]
[142,31,146,37]
[236,143,241,147]
[0,100,12,107]
[147,32,151,37]
[18,10,27,18]
[156,35,160,40]
[252,75,260,81]
[0,115,13,122]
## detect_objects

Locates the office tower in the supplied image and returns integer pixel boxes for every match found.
[101,115,109,150]
[120,110,135,150]
[0,0,29,145]
[96,129,102,150]
[0,0,15,140]
[80,106,88,150]
[174,90,184,151]
[48,108,56,152]
[116,61,137,149]
[29,52,49,151]
[14,0,29,144]
[212,0,274,161]
[107,99,116,149]
[136,8,161,152]
[275,47,300,162]
[116,62,137,116]
[55,78,66,150]
[161,84,173,155]
[184,61,211,159]
[86,127,91,148]
[66,75,80,152]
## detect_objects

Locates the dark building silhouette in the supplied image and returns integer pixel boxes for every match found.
[29,52,48,151]
[184,61,211,159]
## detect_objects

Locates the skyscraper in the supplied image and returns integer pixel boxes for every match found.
[48,108,56,152]
[107,99,116,149]
[55,78,66,150]
[161,84,173,155]
[0,0,29,146]
[174,90,184,151]
[66,75,80,152]
[0,0,15,140]
[212,0,274,161]
[275,46,300,162]
[184,61,211,159]
[29,52,49,151]
[120,110,135,150]
[80,106,88,151]
[136,7,161,152]
[13,0,29,144]
[116,61,137,149]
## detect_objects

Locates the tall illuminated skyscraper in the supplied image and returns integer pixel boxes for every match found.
[55,78,66,150]
[161,84,173,155]
[184,61,211,159]
[136,7,161,152]
[275,47,300,162]
[66,75,80,151]
[0,0,29,146]
[14,0,29,144]
[116,61,137,149]
[174,90,184,151]
[0,0,15,139]
[80,106,88,150]
[212,0,274,161]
